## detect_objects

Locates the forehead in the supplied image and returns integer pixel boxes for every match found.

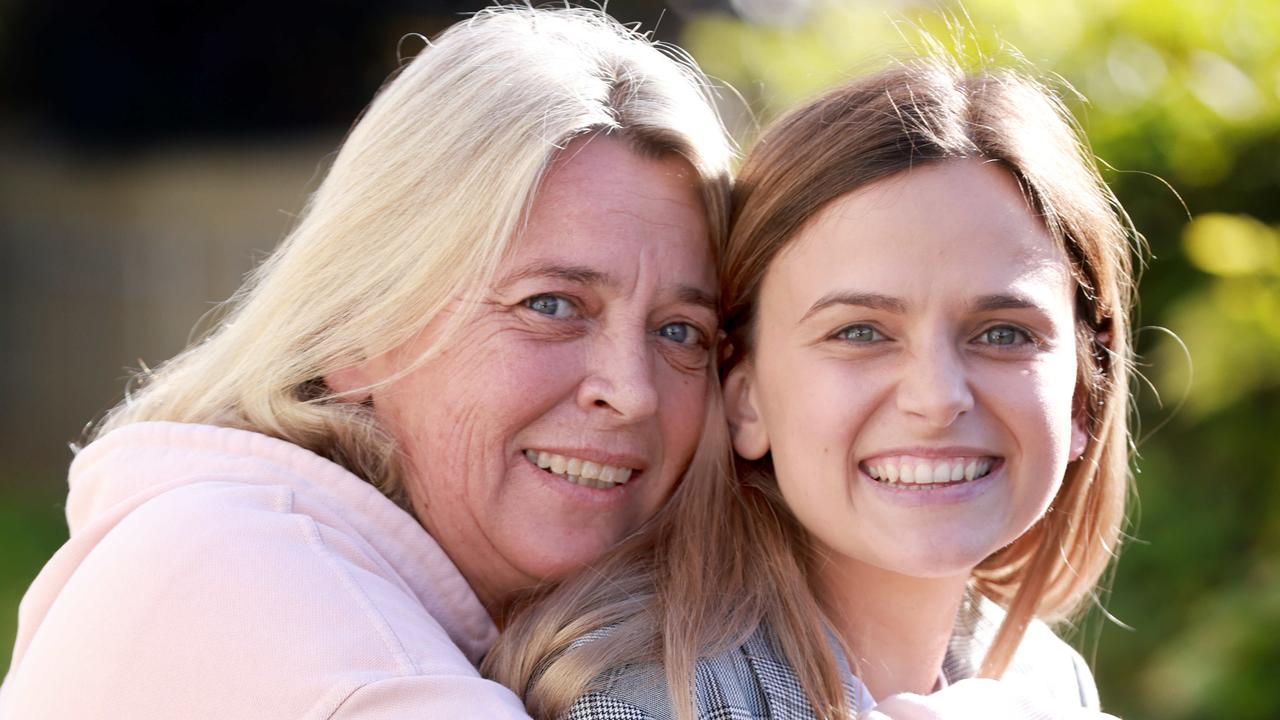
[504,135,715,287]
[539,134,702,201]
[767,160,1074,310]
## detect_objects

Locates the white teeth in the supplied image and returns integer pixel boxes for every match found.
[865,455,998,487]
[931,464,950,484]
[524,449,634,488]
[914,464,932,484]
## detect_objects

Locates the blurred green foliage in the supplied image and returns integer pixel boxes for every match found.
[0,481,69,677]
[681,1,1280,718]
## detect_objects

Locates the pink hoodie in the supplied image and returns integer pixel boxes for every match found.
[0,422,532,718]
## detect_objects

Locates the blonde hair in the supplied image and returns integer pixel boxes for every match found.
[91,5,734,508]
[487,58,1136,719]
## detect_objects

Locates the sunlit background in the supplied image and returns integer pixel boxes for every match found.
[2,1,1278,717]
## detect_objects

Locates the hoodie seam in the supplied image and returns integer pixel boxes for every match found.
[292,504,422,678]
[70,422,497,663]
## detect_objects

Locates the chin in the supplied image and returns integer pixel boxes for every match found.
[887,543,1000,579]
[515,539,615,583]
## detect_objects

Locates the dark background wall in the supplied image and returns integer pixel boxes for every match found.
[0,0,722,475]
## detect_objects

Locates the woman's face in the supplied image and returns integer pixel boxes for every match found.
[338,136,716,610]
[726,160,1086,582]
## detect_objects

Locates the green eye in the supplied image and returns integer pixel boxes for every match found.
[836,324,882,343]
[982,326,1030,346]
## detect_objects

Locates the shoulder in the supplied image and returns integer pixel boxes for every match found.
[1007,617,1100,710]
[562,625,846,720]
[947,595,1100,710]
[4,478,525,718]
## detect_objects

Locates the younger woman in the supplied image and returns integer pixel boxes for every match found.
[486,57,1136,719]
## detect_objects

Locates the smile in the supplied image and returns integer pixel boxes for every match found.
[861,455,998,489]
[523,449,635,489]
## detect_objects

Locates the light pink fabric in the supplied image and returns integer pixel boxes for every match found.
[0,421,532,719]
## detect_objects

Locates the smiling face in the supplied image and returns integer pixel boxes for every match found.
[726,159,1087,583]
[332,135,716,613]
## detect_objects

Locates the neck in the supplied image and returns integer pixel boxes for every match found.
[477,583,513,629]
[413,502,529,630]
[817,558,970,700]
[452,556,536,630]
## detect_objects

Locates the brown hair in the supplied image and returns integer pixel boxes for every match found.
[723,57,1135,679]
[485,56,1136,719]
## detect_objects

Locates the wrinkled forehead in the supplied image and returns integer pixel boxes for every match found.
[536,134,705,210]
[502,134,717,297]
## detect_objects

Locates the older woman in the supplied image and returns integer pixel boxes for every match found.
[0,7,732,718]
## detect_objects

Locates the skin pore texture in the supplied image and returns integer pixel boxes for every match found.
[328,135,717,621]
[726,159,1089,700]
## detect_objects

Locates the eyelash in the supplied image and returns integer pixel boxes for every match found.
[832,323,886,343]
[654,322,706,347]
[521,293,712,349]
[523,293,578,319]
[974,324,1037,348]
[829,322,1040,350]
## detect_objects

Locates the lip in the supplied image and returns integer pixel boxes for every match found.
[859,459,1002,507]
[520,446,648,472]
[519,449,648,505]
[859,446,999,463]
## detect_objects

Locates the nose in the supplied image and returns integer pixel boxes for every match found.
[896,345,974,428]
[576,328,660,422]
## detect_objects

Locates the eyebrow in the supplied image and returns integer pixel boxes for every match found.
[801,291,908,322]
[676,286,719,314]
[969,293,1048,314]
[502,261,609,287]
[501,261,718,314]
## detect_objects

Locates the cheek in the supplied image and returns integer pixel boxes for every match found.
[997,360,1078,456]
[657,367,709,461]
[772,361,872,443]
[763,361,871,483]
[385,335,579,472]
[375,372,488,502]
[503,344,580,398]
[1040,354,1081,440]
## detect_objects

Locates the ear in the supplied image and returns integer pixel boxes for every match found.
[324,364,375,403]
[1071,328,1111,461]
[723,362,770,460]
[1069,410,1089,461]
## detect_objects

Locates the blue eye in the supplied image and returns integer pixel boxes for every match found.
[835,324,883,343]
[656,322,702,346]
[980,325,1031,346]
[524,294,575,318]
